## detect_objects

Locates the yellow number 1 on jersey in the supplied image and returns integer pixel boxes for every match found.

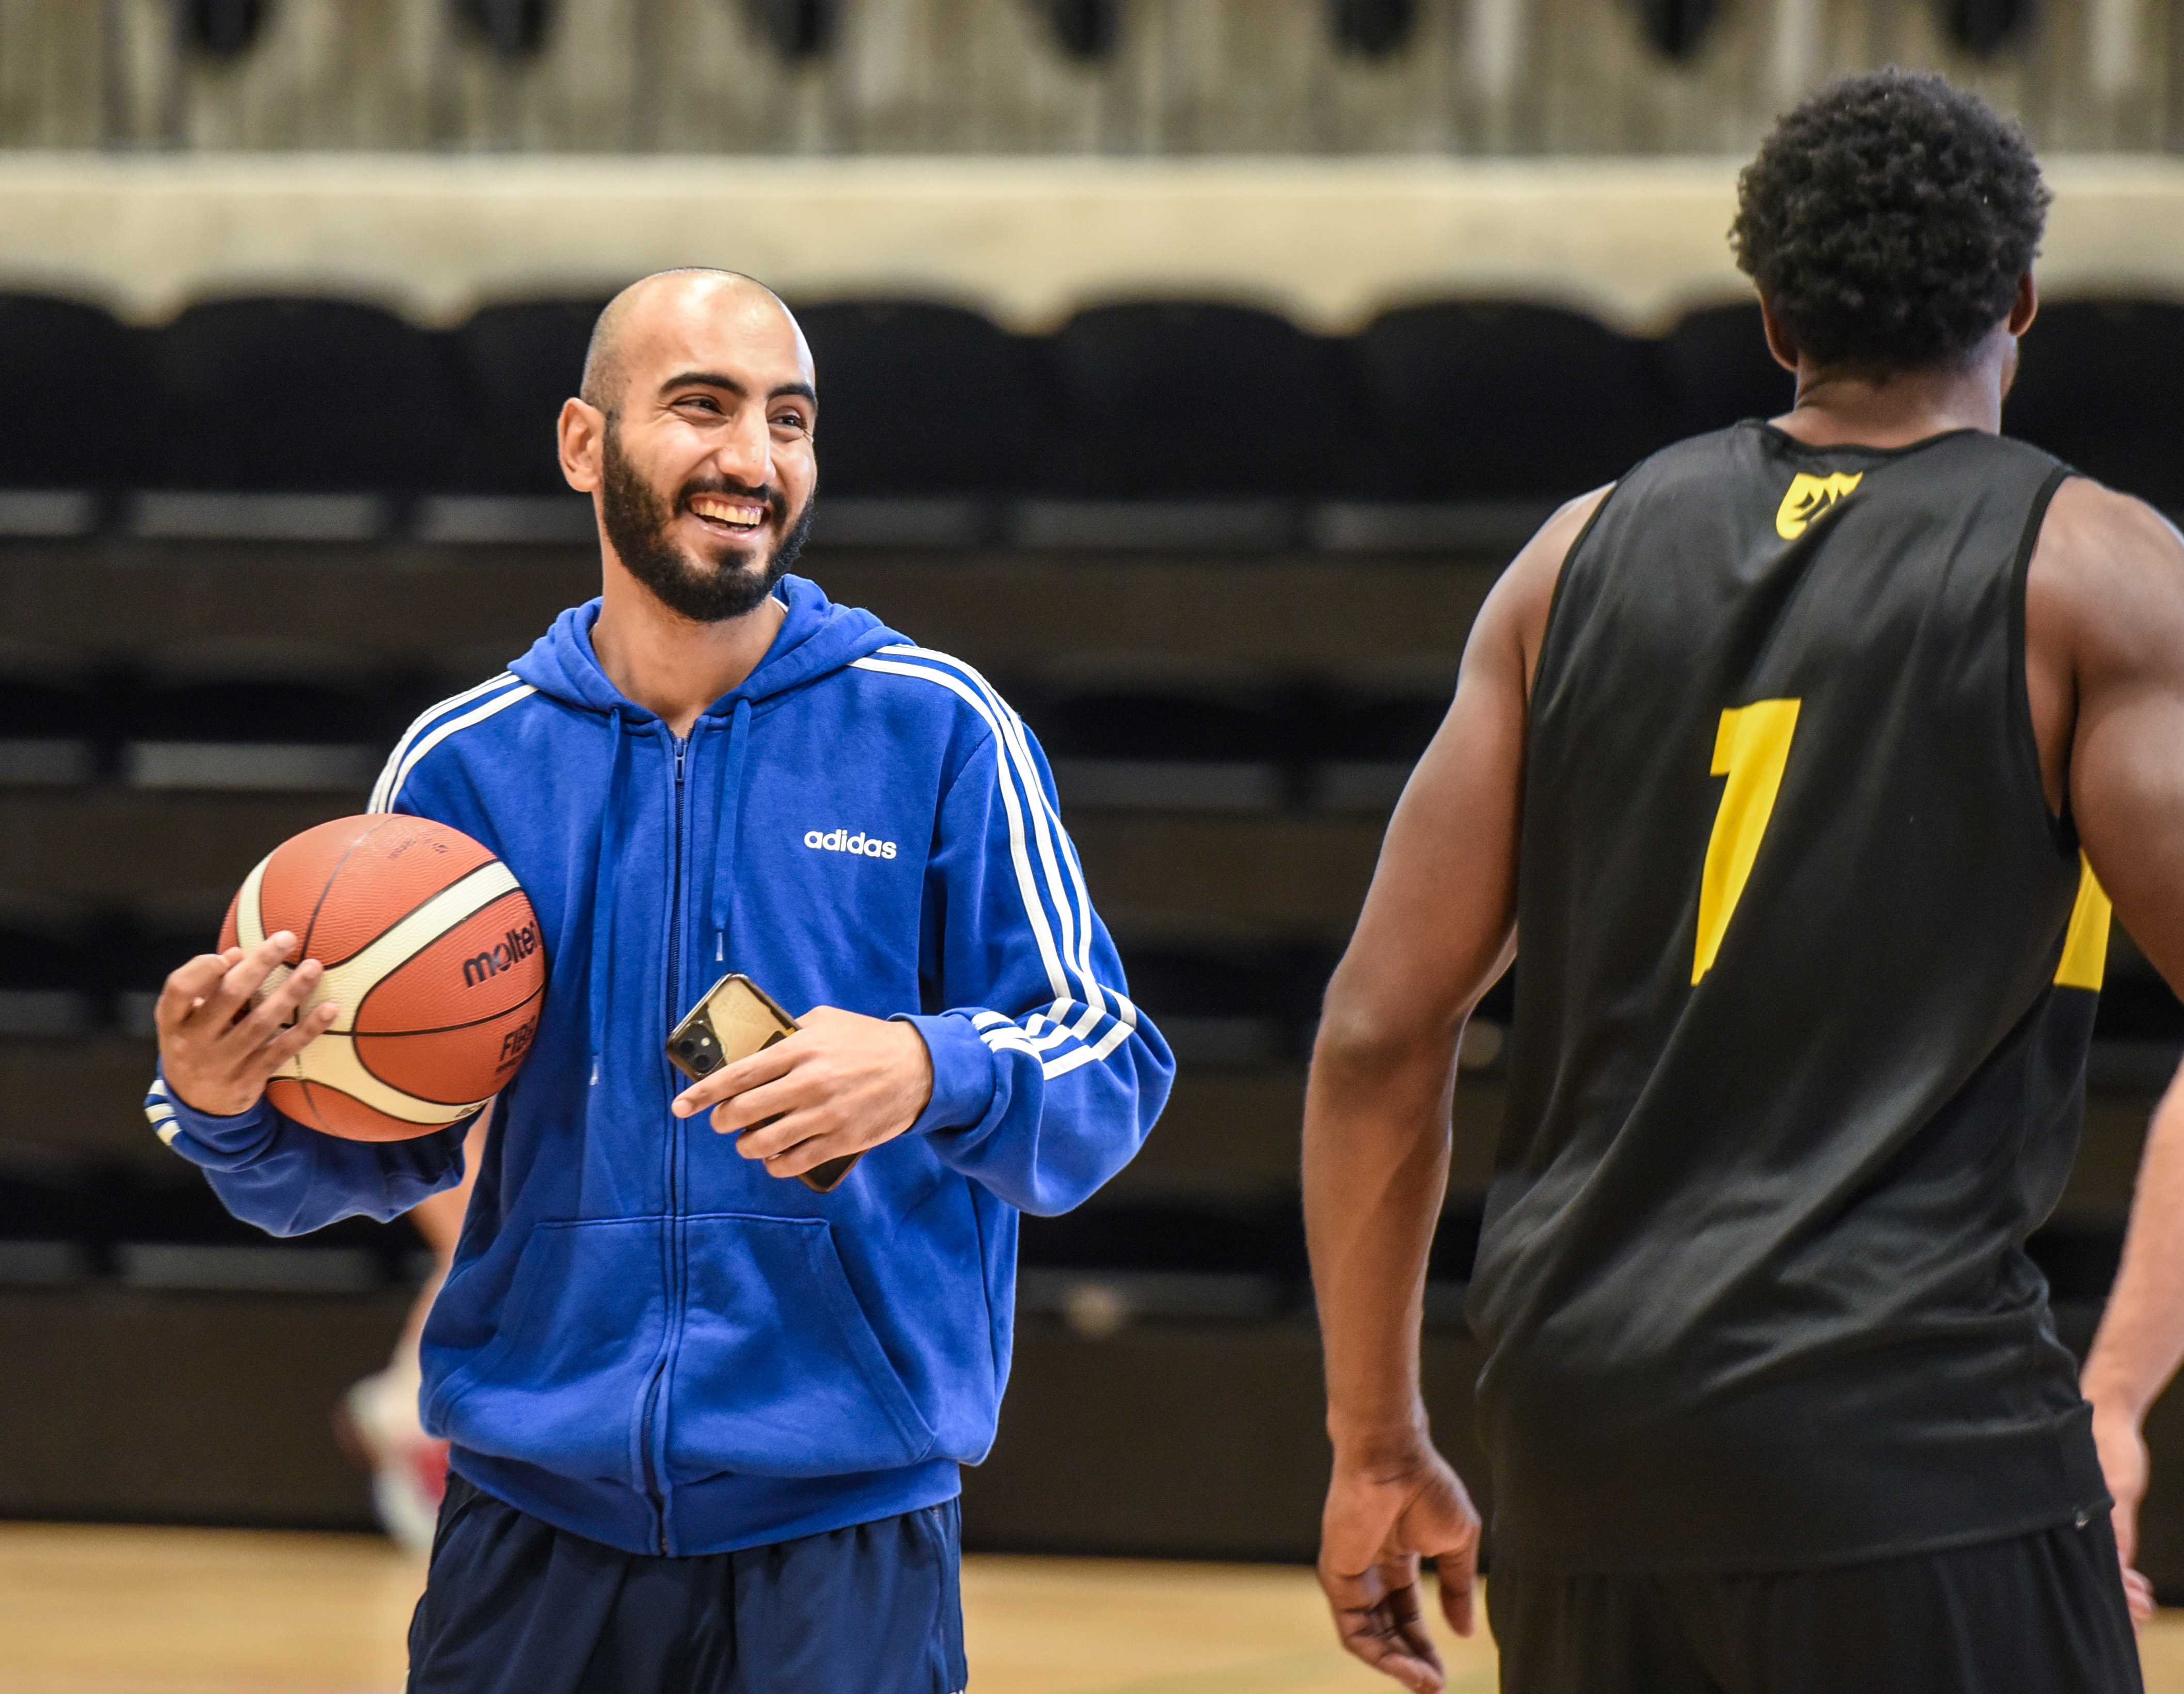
[1692,699,1801,984]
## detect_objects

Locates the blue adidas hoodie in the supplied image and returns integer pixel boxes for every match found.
[147,577,1173,1556]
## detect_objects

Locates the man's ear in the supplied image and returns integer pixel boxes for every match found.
[2008,271,2038,339]
[1758,294,1801,377]
[560,398,607,494]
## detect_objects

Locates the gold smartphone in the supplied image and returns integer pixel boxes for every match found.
[666,973,861,1194]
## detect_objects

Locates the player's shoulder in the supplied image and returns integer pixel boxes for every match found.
[844,640,1019,742]
[2029,476,2184,670]
[2039,475,2183,559]
[2033,476,2184,599]
[370,670,546,813]
[1479,483,1615,684]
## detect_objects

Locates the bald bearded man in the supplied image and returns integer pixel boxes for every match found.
[147,271,1174,1692]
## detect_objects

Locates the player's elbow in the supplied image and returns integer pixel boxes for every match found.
[1311,986,1445,1081]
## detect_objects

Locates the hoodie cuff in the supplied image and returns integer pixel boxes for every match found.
[152,1065,280,1162]
[895,1013,998,1137]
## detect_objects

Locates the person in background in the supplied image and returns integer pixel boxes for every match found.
[336,1117,488,1556]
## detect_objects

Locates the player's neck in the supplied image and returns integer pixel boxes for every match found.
[591,566,787,739]
[1772,334,2014,451]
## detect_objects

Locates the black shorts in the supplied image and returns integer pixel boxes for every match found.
[1487,1515,2142,1694]
[407,1472,968,1694]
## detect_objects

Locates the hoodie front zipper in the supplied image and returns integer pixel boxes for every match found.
[635,731,688,1554]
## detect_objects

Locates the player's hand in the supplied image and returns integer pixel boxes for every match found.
[670,1006,933,1181]
[2092,1401,2159,1624]
[155,933,340,1118]
[1318,1439,1482,1692]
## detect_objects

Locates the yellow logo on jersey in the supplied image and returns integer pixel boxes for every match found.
[1775,472,1864,539]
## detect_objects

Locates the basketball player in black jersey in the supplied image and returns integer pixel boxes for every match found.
[1304,71,2184,1693]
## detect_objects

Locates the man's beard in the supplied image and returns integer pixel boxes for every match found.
[599,425,814,623]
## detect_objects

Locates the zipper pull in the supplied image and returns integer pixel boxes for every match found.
[715,931,724,963]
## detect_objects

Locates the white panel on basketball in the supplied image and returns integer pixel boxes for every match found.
[244,859,520,1036]
[268,1031,487,1126]
[305,861,520,1034]
[234,849,283,999]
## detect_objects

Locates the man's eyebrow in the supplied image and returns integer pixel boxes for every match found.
[658,370,748,397]
[655,372,815,406]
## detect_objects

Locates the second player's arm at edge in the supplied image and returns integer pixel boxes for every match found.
[2038,479,2184,1624]
[1302,487,1605,1694]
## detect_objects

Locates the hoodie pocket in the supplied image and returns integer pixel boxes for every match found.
[666,1213,937,1483]
[431,1216,667,1487]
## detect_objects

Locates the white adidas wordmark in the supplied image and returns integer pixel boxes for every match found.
[804,827,899,860]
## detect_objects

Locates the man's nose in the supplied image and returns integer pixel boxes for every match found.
[708,405,772,485]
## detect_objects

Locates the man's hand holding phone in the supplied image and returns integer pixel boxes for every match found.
[671,1005,933,1184]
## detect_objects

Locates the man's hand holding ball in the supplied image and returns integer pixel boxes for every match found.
[156,933,339,1118]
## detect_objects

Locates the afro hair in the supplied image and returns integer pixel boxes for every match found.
[1731,70,2050,373]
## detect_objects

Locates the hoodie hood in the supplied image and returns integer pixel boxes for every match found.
[510,575,898,720]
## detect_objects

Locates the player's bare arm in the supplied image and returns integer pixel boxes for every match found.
[1302,487,1603,1693]
[2034,478,2184,1623]
[671,1006,936,1181]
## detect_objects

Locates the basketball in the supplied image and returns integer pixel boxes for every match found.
[218,814,546,1142]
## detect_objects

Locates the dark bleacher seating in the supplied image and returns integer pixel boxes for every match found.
[1347,301,1667,503]
[427,297,606,542]
[0,294,144,535]
[146,298,456,539]
[119,672,395,792]
[113,912,227,1040]
[0,666,105,786]
[449,296,608,496]
[1659,301,1792,440]
[0,1167,103,1285]
[0,909,103,1039]
[1119,942,1330,1068]
[2008,300,2184,513]
[103,1168,395,1293]
[1021,681,1297,811]
[1018,1198,1305,1325]
[1026,302,1337,547]
[795,300,1040,546]
[1302,683,1450,810]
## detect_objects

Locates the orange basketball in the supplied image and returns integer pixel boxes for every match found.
[219,814,546,1141]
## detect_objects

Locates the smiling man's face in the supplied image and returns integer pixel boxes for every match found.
[572,274,818,624]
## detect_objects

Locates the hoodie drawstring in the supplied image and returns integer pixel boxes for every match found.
[585,713,633,1086]
[708,697,753,968]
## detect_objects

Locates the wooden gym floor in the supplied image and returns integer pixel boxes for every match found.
[5,1524,2184,1693]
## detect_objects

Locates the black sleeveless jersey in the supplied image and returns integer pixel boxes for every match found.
[1469,424,2112,1572]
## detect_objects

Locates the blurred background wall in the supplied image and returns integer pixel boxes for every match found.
[0,0,2176,154]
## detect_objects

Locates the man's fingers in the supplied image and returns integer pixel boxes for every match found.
[156,952,240,1033]
[756,1127,861,1181]
[257,1000,341,1072]
[1330,1596,1444,1691]
[1433,1547,1477,1638]
[205,933,300,1024]
[2123,1561,2157,1626]
[239,958,325,1042]
[671,1031,802,1118]
[707,1073,821,1139]
[726,1108,827,1165]
[1322,1564,1444,1693]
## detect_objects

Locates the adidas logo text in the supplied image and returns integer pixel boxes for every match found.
[804,828,898,860]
